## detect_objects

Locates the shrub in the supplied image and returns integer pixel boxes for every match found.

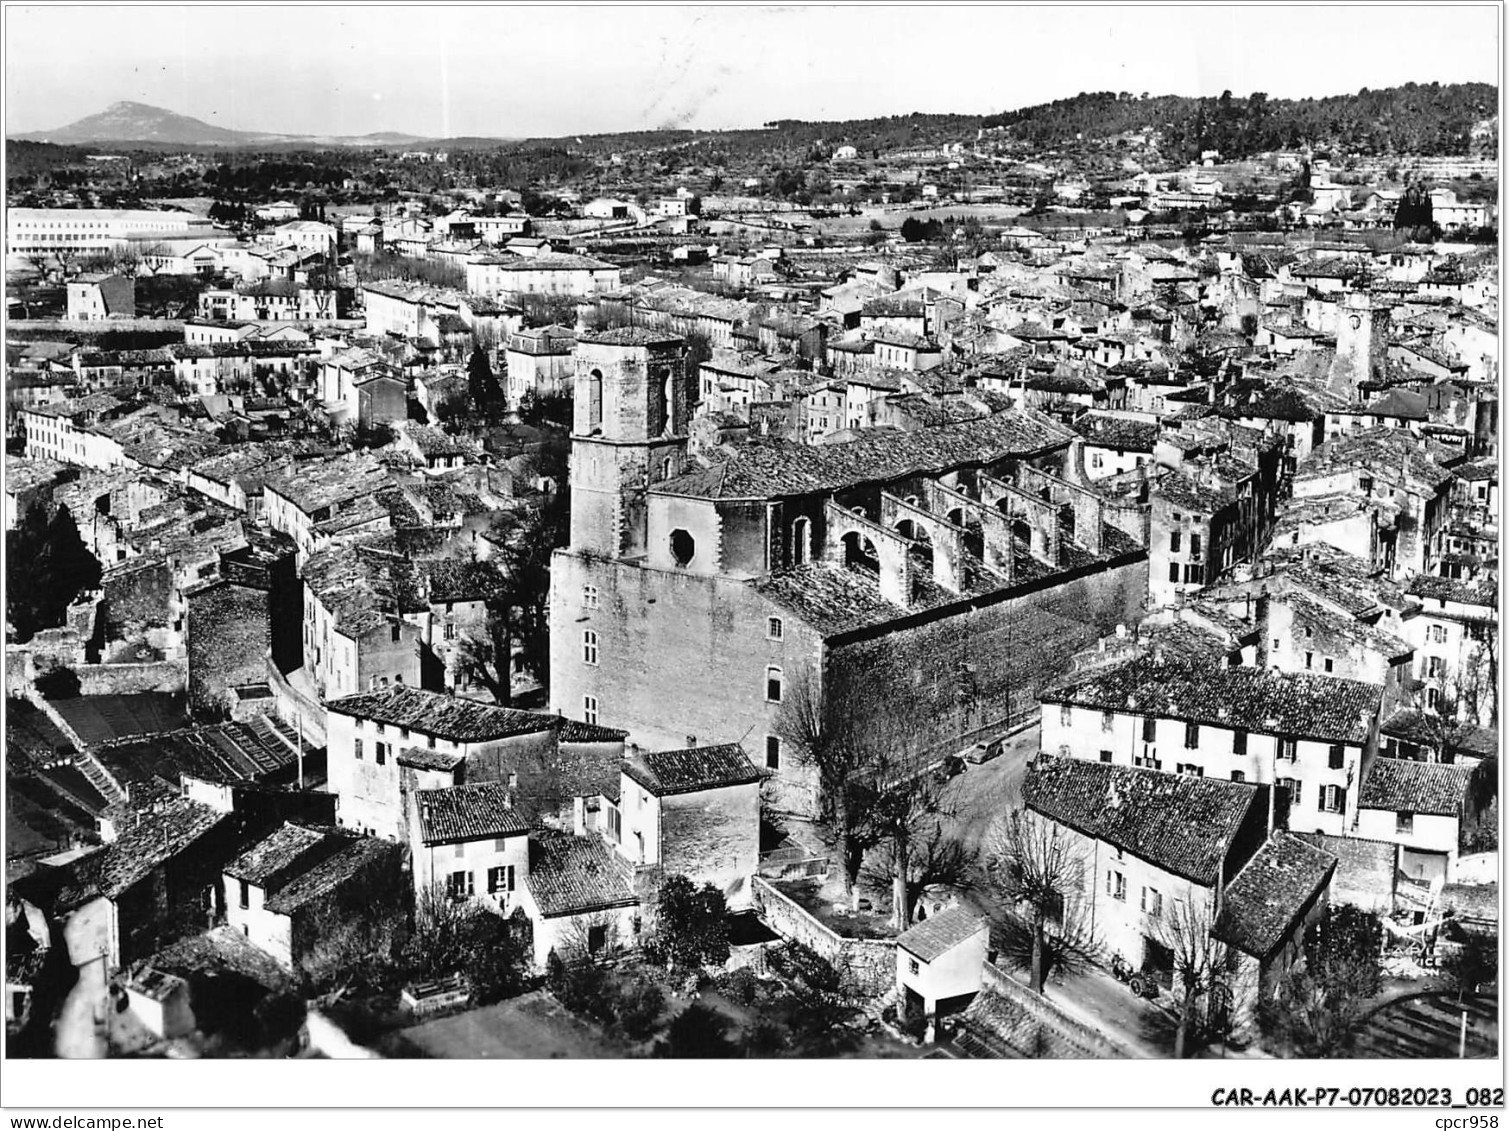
[741,1016,788,1058]
[652,874,730,970]
[715,967,761,1007]
[655,1002,735,1059]
[34,666,81,699]
[612,977,666,1042]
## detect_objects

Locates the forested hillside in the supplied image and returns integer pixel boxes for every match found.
[983,84,1498,160]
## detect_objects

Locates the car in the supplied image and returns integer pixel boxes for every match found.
[933,754,967,782]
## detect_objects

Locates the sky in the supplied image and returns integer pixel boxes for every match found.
[4,4,1502,139]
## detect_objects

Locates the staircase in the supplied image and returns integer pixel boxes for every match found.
[25,689,128,806]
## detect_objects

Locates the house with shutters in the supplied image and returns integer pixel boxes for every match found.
[1037,656,1384,838]
[408,782,531,912]
[324,685,625,842]
[1354,758,1475,885]
[516,831,640,966]
[1023,758,1335,1036]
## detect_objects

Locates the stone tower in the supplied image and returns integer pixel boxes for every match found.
[568,328,689,559]
[1328,290,1390,399]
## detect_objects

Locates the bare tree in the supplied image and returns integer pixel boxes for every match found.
[861,816,978,929]
[777,662,883,910]
[859,752,965,931]
[984,807,1099,995]
[1155,893,1236,1059]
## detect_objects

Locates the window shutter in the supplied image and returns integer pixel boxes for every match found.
[1318,786,1326,812]
[1335,786,1347,813]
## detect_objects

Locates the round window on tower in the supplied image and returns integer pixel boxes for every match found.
[1350,315,1362,329]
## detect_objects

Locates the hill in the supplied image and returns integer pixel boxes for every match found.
[10,100,450,149]
[983,83,1499,161]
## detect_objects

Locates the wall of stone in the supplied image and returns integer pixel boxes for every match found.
[549,551,823,814]
[186,580,271,719]
[827,555,1149,759]
[76,660,186,695]
[750,876,894,998]
[660,784,760,904]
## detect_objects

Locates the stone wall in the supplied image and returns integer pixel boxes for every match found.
[1295,831,1397,913]
[827,554,1149,759]
[660,784,760,906]
[750,876,894,998]
[549,552,823,814]
[186,580,272,720]
[76,660,186,695]
[978,960,1141,1057]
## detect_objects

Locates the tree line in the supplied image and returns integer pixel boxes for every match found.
[984,83,1498,161]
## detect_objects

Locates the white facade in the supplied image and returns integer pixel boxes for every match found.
[1041,702,1370,838]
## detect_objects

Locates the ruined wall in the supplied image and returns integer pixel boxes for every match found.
[186,580,271,719]
[75,661,185,696]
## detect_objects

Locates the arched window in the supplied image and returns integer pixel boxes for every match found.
[765,666,784,704]
[792,517,811,565]
[841,531,879,575]
[583,630,599,666]
[587,368,604,432]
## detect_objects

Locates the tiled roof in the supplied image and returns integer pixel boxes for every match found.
[1040,657,1380,744]
[1357,758,1472,817]
[263,836,403,915]
[223,824,327,885]
[579,326,683,347]
[416,783,531,845]
[96,796,230,899]
[1023,758,1254,886]
[622,744,761,797]
[327,686,563,743]
[896,905,987,962]
[1406,575,1497,610]
[1213,833,1336,959]
[1073,413,1158,452]
[657,411,1073,501]
[397,746,466,772]
[525,833,637,918]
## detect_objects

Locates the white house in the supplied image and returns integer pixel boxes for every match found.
[1354,757,1473,884]
[1038,657,1383,838]
[516,832,640,967]
[895,905,989,1028]
[410,782,532,912]
[612,743,762,905]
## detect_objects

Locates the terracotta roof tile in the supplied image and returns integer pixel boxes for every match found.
[1213,832,1336,958]
[525,833,637,918]
[623,744,761,797]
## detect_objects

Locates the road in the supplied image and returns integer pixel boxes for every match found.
[938,724,1190,1059]
[940,720,1040,861]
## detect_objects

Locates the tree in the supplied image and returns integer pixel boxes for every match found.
[984,807,1098,995]
[856,753,967,930]
[403,884,531,1005]
[778,663,884,910]
[1262,904,1382,1056]
[1443,931,1497,1002]
[652,874,730,970]
[1156,893,1236,1058]
[7,503,102,643]
[656,1002,736,1058]
[467,346,505,421]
